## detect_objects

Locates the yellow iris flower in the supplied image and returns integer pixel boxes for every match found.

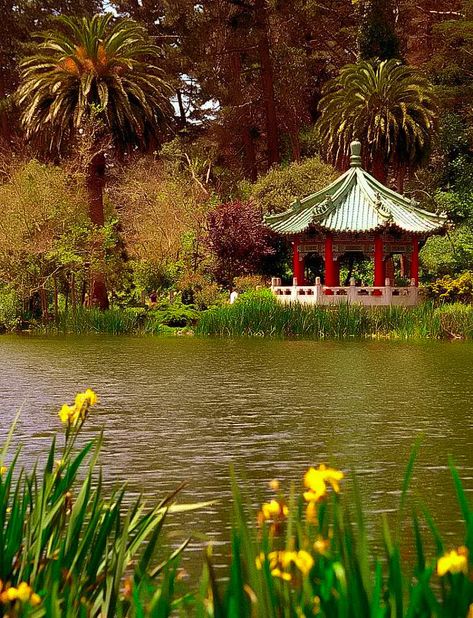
[58,389,99,426]
[0,581,40,606]
[437,547,468,577]
[256,549,314,579]
[261,499,289,521]
[0,466,7,476]
[293,550,314,575]
[303,465,344,505]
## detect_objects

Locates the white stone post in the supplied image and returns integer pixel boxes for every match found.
[315,276,322,304]
[348,277,357,304]
[384,277,392,305]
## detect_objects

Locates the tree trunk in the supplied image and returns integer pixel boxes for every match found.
[230,50,258,181]
[371,151,387,183]
[396,165,406,193]
[176,89,187,128]
[86,151,109,310]
[254,0,280,167]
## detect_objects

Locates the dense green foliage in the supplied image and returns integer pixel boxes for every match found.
[0,1,471,324]
[197,293,473,340]
[316,60,438,181]
[200,454,473,617]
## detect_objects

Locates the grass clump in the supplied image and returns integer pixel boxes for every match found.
[0,389,206,617]
[36,304,199,336]
[197,294,473,340]
[198,451,473,617]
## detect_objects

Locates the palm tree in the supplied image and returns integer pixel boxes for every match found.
[17,14,173,309]
[316,59,438,190]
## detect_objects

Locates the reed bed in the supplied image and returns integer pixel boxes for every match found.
[38,308,177,336]
[197,297,473,340]
[198,448,473,617]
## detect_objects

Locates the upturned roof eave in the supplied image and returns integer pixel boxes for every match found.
[272,222,447,237]
[264,141,449,235]
[360,168,449,223]
[263,167,354,227]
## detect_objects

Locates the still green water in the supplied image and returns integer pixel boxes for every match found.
[1,335,472,575]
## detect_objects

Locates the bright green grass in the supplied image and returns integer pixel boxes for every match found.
[197,297,473,340]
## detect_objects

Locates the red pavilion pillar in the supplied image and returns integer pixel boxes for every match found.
[292,237,305,285]
[410,237,419,286]
[333,258,340,287]
[324,235,337,286]
[374,234,385,287]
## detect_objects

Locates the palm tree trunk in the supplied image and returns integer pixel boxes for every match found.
[86,151,109,310]
[371,151,387,183]
[396,165,406,193]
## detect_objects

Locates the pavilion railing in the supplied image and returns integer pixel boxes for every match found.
[270,277,420,306]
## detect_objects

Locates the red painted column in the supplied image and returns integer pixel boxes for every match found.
[374,234,385,287]
[324,235,336,286]
[292,237,304,285]
[410,237,419,286]
[333,258,340,286]
[385,257,395,286]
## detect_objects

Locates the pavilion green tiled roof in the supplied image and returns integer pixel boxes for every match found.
[264,141,447,236]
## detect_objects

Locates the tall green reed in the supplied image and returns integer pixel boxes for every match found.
[196,451,473,617]
[197,297,473,340]
[0,390,206,617]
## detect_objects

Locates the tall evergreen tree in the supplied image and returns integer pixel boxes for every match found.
[358,0,402,60]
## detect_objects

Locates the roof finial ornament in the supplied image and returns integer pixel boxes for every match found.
[350,140,362,167]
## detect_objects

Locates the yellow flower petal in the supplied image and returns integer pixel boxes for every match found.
[84,389,98,406]
[6,587,19,601]
[260,499,288,521]
[30,593,41,606]
[437,548,468,576]
[17,582,31,602]
[294,550,314,575]
[59,404,74,424]
[271,568,291,581]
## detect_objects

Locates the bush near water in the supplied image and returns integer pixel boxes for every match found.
[1,392,472,616]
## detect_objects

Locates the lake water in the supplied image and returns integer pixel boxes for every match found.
[1,335,472,576]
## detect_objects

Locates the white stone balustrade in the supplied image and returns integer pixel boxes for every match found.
[270,277,420,307]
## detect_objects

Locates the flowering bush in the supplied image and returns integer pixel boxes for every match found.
[205,201,275,286]
[196,454,473,617]
[0,390,205,617]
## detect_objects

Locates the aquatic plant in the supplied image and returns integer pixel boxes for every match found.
[37,306,196,336]
[197,295,473,340]
[2,391,473,616]
[0,390,204,617]
[197,452,473,617]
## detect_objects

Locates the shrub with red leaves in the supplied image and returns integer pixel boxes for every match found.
[206,201,276,286]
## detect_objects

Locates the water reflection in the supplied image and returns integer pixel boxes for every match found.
[1,335,472,574]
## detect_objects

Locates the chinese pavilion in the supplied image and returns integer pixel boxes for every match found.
[264,141,447,306]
